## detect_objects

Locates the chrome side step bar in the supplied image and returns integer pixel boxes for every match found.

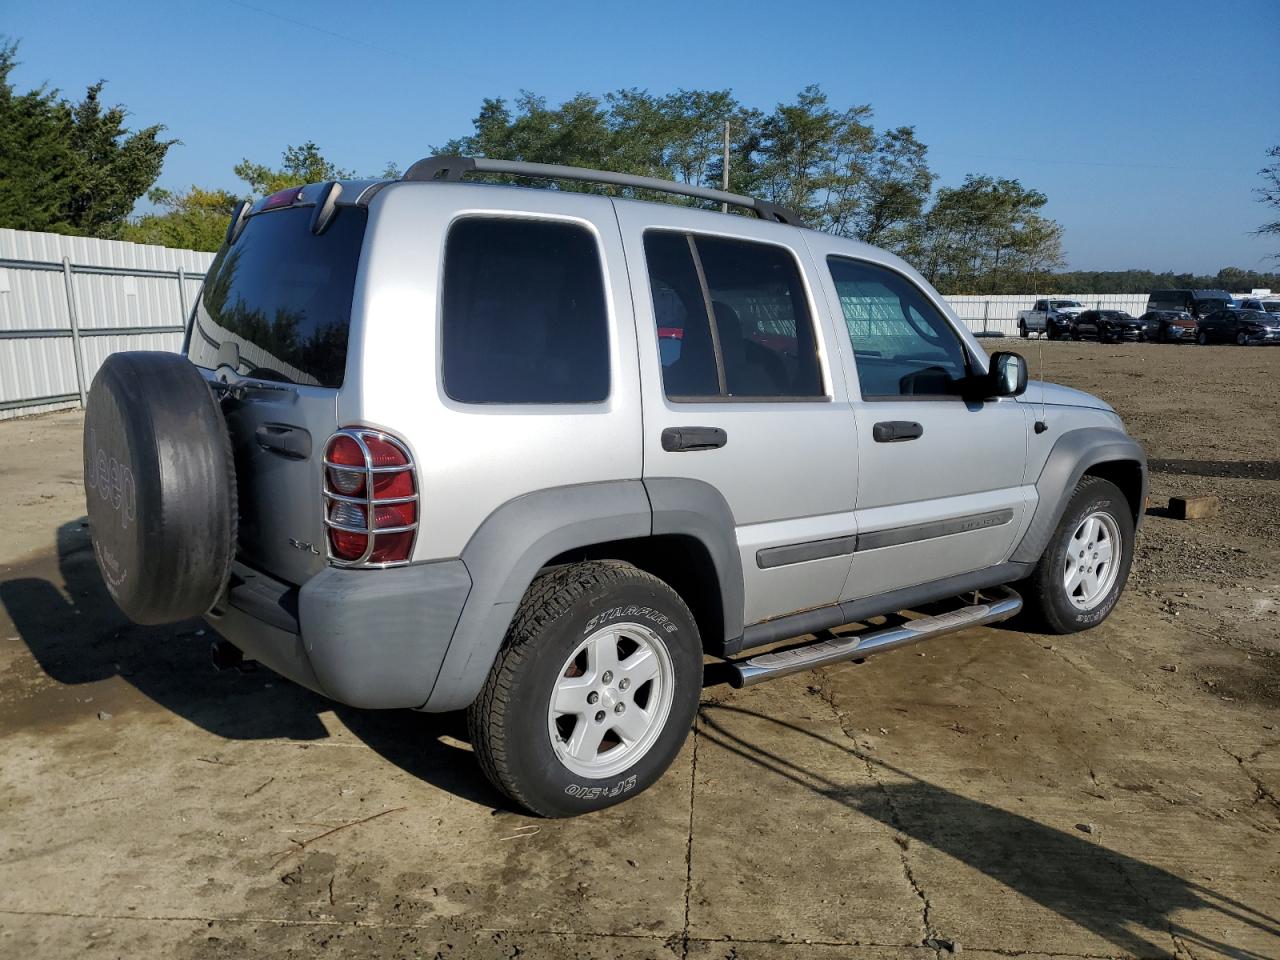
[727,587,1022,688]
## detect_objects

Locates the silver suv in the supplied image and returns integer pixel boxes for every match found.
[82,156,1146,816]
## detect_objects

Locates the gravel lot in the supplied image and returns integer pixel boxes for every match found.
[1,341,1277,960]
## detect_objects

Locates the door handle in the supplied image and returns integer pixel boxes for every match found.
[872,420,923,443]
[661,426,727,452]
[255,422,312,460]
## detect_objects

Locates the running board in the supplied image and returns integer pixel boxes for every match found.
[727,587,1022,688]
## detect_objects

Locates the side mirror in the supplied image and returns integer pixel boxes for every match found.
[985,351,1028,398]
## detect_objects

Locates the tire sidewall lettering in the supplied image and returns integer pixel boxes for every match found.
[582,604,679,637]
[564,774,639,800]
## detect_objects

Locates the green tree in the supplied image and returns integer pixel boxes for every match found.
[916,175,1065,293]
[1257,144,1279,259]
[0,39,174,238]
[125,145,399,252]
[436,92,616,181]
[233,140,353,196]
[853,126,934,249]
[0,41,72,232]
[123,185,241,251]
[753,85,875,232]
[607,88,753,187]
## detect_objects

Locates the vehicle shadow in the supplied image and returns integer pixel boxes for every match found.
[0,518,507,809]
[699,702,1280,959]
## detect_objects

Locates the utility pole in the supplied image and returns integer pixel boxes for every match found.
[721,120,730,213]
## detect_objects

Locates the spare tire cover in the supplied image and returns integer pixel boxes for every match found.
[83,352,237,625]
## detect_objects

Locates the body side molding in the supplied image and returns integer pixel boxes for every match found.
[755,508,1015,570]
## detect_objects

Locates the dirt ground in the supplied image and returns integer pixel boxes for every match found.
[0,340,1277,960]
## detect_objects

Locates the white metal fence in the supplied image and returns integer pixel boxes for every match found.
[0,229,213,420]
[0,227,1159,419]
[945,294,1152,336]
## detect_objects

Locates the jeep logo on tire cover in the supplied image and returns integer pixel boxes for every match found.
[85,427,137,531]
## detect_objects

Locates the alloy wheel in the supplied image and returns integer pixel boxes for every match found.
[547,621,676,779]
[1063,511,1122,610]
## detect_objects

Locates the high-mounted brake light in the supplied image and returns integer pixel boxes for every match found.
[262,186,303,210]
[322,429,418,567]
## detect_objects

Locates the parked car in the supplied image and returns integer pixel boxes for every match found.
[1196,308,1280,345]
[1137,309,1196,343]
[1070,309,1143,342]
[1017,298,1086,339]
[1147,289,1234,319]
[1237,298,1280,314]
[81,156,1146,817]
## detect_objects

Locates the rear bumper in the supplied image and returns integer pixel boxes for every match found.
[206,559,472,709]
[1244,330,1280,344]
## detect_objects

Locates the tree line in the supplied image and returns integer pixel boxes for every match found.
[435,86,1068,294]
[2,39,1276,294]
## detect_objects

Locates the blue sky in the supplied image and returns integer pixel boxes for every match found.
[6,0,1277,273]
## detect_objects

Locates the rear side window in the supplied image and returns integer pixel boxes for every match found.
[189,205,367,387]
[441,218,610,404]
[827,257,970,398]
[643,231,823,400]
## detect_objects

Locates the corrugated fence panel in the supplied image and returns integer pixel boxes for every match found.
[0,228,212,419]
[1,224,1166,417]
[944,293,1153,336]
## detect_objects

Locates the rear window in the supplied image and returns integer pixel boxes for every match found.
[441,217,609,404]
[643,230,823,400]
[188,205,367,387]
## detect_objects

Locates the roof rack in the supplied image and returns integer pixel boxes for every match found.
[400,155,802,226]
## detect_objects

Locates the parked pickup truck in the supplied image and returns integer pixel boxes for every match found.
[1018,299,1087,339]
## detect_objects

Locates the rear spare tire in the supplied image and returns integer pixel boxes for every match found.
[83,352,236,624]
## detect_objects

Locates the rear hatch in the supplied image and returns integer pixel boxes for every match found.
[185,191,368,586]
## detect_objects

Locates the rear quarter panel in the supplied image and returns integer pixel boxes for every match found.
[338,183,644,561]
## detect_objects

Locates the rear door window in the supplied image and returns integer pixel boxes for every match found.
[189,205,367,387]
[642,231,824,400]
[441,217,610,404]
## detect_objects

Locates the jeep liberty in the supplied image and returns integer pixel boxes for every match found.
[82,156,1146,816]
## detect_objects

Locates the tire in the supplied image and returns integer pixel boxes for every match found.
[1197,330,1209,345]
[1046,327,1057,342]
[83,352,237,625]
[1018,322,1028,339]
[468,560,702,817]
[1016,476,1134,634]
[1236,331,1249,346]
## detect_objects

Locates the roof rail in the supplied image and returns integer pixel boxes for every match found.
[400,155,802,226]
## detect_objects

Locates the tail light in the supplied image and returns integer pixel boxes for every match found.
[322,428,418,566]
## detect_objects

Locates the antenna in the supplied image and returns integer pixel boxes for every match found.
[721,121,730,214]
[1032,285,1048,434]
